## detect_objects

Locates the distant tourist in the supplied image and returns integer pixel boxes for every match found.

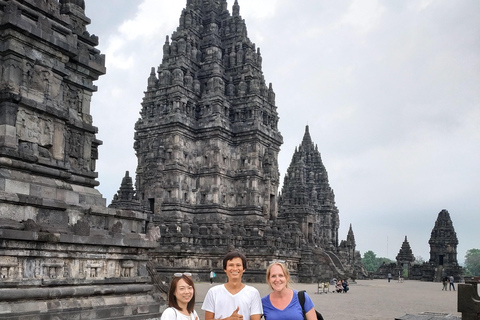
[449,275,455,291]
[342,279,349,293]
[336,280,344,293]
[202,251,262,320]
[442,276,448,291]
[161,272,199,320]
[388,273,392,283]
[209,269,216,284]
[261,262,318,320]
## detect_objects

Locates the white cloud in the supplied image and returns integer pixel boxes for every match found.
[340,0,386,34]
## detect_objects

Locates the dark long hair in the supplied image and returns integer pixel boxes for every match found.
[168,274,196,313]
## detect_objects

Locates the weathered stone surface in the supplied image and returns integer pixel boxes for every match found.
[0,0,161,319]
[457,277,480,320]
[115,0,366,283]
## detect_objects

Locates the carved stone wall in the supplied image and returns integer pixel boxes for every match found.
[0,1,161,319]
[129,0,365,283]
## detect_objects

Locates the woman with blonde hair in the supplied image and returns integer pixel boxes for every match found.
[161,272,199,320]
[261,262,317,320]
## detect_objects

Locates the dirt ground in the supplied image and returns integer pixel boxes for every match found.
[193,279,462,320]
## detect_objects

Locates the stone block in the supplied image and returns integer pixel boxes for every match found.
[57,189,79,205]
[9,301,48,314]
[0,125,17,148]
[137,305,151,314]
[5,179,29,195]
[41,185,57,200]
[37,208,69,226]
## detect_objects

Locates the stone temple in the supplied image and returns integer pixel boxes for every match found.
[374,209,463,282]
[0,0,162,319]
[124,0,366,283]
[0,0,366,318]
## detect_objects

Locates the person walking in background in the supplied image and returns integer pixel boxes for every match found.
[449,275,455,291]
[202,251,262,320]
[161,272,199,320]
[261,262,318,320]
[442,276,448,291]
[209,269,216,284]
[388,273,392,283]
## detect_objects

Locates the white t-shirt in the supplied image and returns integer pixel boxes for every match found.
[161,307,198,320]
[201,284,263,320]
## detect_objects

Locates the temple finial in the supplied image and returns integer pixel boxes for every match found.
[233,0,240,16]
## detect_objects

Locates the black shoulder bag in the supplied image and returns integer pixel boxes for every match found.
[298,290,325,320]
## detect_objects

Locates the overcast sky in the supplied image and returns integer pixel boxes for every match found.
[85,0,479,264]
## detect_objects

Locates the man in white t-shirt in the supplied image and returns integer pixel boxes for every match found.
[202,251,262,320]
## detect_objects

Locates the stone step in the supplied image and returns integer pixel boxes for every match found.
[0,303,163,320]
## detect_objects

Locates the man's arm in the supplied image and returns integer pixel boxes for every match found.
[205,311,216,320]
[205,307,243,320]
[250,314,261,320]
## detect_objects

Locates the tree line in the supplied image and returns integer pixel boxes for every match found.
[361,248,480,276]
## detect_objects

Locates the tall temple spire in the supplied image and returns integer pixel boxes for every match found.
[279,125,339,248]
[301,125,314,147]
[347,223,356,247]
[429,209,459,265]
[127,0,366,284]
[396,235,415,265]
[233,0,240,16]
[134,0,282,246]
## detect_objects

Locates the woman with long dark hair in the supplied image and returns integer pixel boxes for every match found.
[161,273,199,320]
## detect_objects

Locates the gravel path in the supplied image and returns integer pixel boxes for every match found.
[193,279,462,320]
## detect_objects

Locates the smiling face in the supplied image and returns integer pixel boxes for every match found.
[268,264,289,292]
[174,278,194,305]
[224,257,245,281]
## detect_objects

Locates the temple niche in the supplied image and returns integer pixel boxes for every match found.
[129,0,365,283]
[0,1,161,319]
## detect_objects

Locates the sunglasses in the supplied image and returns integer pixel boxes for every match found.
[174,272,192,277]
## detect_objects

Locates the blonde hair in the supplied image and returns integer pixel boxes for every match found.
[266,262,292,289]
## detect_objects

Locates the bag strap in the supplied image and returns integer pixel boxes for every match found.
[298,290,307,320]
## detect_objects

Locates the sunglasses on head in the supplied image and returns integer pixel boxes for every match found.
[174,272,192,277]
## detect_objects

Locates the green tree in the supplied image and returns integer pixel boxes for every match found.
[362,251,395,272]
[465,248,480,276]
[362,250,378,272]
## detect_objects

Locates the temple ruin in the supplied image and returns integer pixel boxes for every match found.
[374,209,463,282]
[120,0,365,283]
[0,0,162,319]
[0,0,368,318]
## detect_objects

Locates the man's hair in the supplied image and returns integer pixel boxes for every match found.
[223,251,247,270]
[168,274,196,313]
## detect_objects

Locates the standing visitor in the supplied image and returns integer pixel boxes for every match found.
[388,273,392,283]
[209,269,216,284]
[442,276,448,291]
[161,272,199,320]
[202,251,262,320]
[449,275,455,291]
[261,262,318,320]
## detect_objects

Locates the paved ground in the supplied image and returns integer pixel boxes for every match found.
[193,279,462,320]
